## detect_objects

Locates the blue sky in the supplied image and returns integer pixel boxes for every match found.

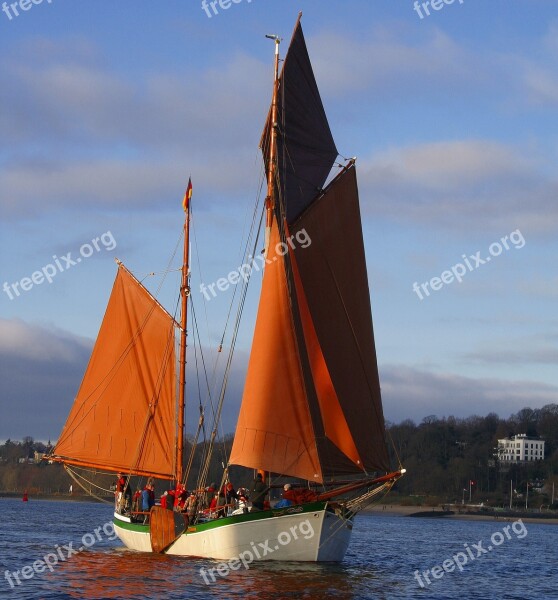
[1,0,557,441]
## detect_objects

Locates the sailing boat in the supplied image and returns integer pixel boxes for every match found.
[48,15,404,562]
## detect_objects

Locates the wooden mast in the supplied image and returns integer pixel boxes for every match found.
[263,33,281,257]
[177,183,192,483]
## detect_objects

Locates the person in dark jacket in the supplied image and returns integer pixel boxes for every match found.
[122,476,132,511]
[224,482,239,505]
[251,473,267,511]
[141,484,155,511]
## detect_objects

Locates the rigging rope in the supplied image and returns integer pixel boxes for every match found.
[64,465,114,505]
[196,206,265,494]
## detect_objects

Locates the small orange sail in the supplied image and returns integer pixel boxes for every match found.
[51,265,176,479]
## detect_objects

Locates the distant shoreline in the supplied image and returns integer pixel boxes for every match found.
[0,492,109,503]
[365,504,558,524]
[3,494,557,524]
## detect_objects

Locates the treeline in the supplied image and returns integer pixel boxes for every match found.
[2,405,557,507]
[0,437,51,463]
[0,435,239,497]
[387,404,558,505]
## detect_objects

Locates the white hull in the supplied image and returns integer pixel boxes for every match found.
[114,503,352,562]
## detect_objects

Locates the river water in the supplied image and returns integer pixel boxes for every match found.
[0,499,556,599]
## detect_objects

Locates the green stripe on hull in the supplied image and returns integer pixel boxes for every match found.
[113,519,150,533]
[114,501,330,535]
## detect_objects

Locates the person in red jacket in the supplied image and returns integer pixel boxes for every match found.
[281,483,318,505]
[115,472,126,510]
[282,483,298,504]
[132,488,142,512]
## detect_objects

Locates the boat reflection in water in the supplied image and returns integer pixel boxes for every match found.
[48,547,362,600]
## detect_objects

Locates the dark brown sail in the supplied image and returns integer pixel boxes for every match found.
[289,164,390,475]
[261,19,338,224]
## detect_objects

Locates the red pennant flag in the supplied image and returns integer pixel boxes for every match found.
[182,178,192,212]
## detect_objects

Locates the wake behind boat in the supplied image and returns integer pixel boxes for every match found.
[47,14,405,562]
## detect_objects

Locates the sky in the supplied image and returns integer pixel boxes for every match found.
[1,0,557,442]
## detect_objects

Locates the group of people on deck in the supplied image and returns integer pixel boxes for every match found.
[115,471,318,520]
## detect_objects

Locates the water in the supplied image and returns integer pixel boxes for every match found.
[0,499,556,599]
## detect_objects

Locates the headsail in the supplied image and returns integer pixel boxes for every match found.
[230,19,390,482]
[51,264,177,479]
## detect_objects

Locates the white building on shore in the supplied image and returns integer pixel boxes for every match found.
[497,434,545,463]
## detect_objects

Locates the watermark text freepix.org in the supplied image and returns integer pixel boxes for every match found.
[414,519,527,588]
[3,231,117,301]
[4,520,117,589]
[2,0,52,21]
[412,229,525,301]
[199,518,315,584]
[413,0,464,20]
[201,0,253,19]
[200,228,311,301]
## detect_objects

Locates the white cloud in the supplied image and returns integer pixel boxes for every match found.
[543,21,558,56]
[358,139,558,233]
[381,365,558,424]
[2,317,555,439]
[0,318,91,363]
[0,317,245,440]
[1,49,268,149]
[0,42,271,219]
[3,28,558,228]
[0,319,92,440]
[461,330,558,367]
[0,155,255,218]
[523,65,558,106]
[309,28,479,97]
[368,140,530,188]
[519,276,558,299]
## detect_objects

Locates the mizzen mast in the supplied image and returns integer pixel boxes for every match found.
[177,179,192,482]
[263,34,281,258]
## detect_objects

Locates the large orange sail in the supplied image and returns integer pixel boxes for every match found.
[52,265,176,479]
[228,222,323,483]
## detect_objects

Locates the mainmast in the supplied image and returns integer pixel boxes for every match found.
[177,180,192,482]
[263,34,281,258]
